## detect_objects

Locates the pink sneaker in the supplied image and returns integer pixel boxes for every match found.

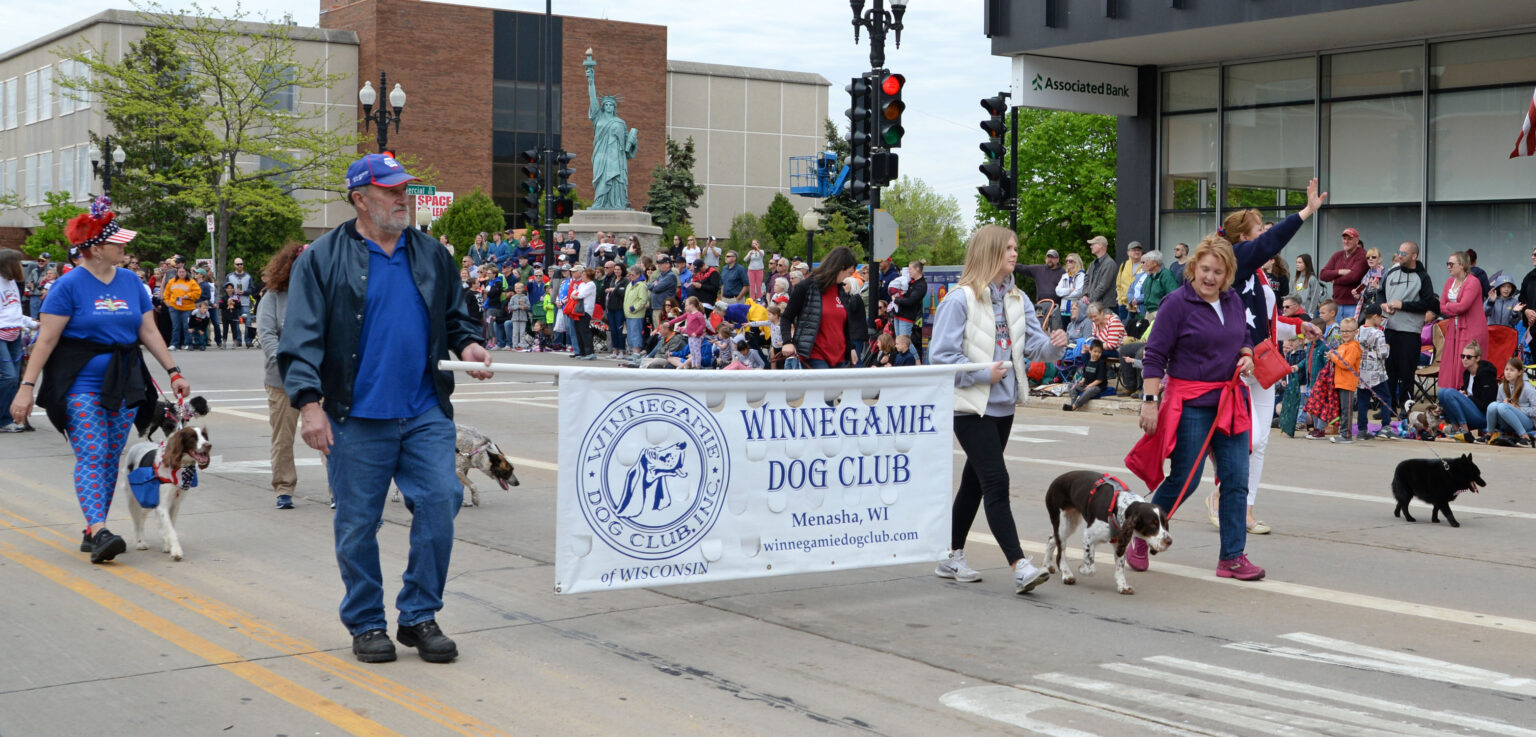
[1216,555,1266,580]
[1126,537,1149,572]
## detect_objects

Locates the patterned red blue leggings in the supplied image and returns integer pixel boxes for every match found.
[65,393,136,527]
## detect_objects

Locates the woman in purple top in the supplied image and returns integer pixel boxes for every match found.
[1127,235,1265,581]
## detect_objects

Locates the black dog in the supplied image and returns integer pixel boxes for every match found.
[1391,453,1484,528]
[136,396,210,440]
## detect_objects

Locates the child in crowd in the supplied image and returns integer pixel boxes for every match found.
[1355,305,1391,438]
[866,333,896,367]
[668,296,711,369]
[1325,317,1363,444]
[892,333,919,367]
[723,336,765,370]
[189,302,211,351]
[711,324,735,369]
[530,320,549,352]
[1485,276,1520,328]
[1063,339,1108,412]
[1317,299,1340,338]
[219,283,244,348]
[508,283,531,350]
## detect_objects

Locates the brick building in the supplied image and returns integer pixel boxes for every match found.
[319,0,668,226]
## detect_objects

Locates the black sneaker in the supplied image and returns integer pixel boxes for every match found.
[396,620,457,663]
[89,528,127,563]
[352,629,397,663]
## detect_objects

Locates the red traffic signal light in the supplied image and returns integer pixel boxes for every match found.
[877,72,905,148]
[880,72,903,97]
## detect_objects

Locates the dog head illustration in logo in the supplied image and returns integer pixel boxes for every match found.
[614,441,689,519]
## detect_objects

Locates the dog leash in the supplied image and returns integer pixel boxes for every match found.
[1315,343,1453,468]
[1161,368,1247,520]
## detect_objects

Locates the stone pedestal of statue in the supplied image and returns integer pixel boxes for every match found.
[557,209,664,262]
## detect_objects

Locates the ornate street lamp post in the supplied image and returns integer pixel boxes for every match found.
[88,138,127,196]
[359,72,407,154]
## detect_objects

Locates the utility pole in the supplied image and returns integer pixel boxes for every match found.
[542,0,557,267]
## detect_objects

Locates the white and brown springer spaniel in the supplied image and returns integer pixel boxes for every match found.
[122,426,212,561]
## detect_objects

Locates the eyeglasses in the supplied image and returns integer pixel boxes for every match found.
[1461,354,1478,360]
[1446,262,1455,267]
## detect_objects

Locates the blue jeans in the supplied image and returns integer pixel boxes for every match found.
[326,405,461,635]
[1148,405,1250,561]
[626,317,645,350]
[1357,381,1387,432]
[1485,403,1534,436]
[807,358,846,369]
[1337,304,1357,321]
[1436,389,1486,430]
[0,338,20,428]
[609,317,624,354]
[492,318,509,348]
[169,309,191,348]
[893,320,914,338]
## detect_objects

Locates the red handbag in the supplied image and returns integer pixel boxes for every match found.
[1251,337,1289,389]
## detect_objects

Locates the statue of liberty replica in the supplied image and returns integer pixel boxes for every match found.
[585,50,639,210]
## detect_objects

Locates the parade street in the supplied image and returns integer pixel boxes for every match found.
[1,348,1532,737]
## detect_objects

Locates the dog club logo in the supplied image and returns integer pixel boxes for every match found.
[578,390,728,560]
[93,295,130,313]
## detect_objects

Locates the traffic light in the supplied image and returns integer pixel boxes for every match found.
[875,71,905,148]
[871,151,899,187]
[845,74,873,203]
[553,149,576,219]
[978,93,1013,209]
[520,147,543,225]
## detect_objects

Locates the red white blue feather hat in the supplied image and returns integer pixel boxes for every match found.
[64,195,137,249]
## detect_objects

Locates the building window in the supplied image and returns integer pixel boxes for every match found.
[37,151,52,203]
[1324,97,1423,204]
[1317,206,1421,267]
[494,80,561,135]
[1430,86,1536,201]
[1325,47,1422,98]
[1163,67,1218,112]
[3,78,16,129]
[37,66,51,122]
[23,154,35,206]
[1427,202,1536,287]
[1431,32,1536,90]
[1224,104,1314,208]
[23,71,36,125]
[1161,113,1216,210]
[59,146,74,200]
[1224,57,1315,107]
[262,65,297,112]
[77,148,91,199]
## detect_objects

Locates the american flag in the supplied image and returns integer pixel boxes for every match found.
[1512,86,1536,159]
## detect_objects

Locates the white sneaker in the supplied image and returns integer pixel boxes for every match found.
[935,550,981,583]
[1013,558,1050,594]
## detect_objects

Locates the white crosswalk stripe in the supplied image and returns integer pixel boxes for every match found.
[1227,632,1536,697]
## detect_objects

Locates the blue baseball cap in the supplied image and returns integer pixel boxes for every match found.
[345,153,420,190]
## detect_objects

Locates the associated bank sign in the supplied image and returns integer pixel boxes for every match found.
[1013,55,1138,117]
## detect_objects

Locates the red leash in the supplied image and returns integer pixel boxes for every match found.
[1162,368,1245,519]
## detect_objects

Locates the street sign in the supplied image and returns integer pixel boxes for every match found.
[406,184,436,196]
[417,192,454,218]
[872,209,898,260]
[205,214,215,233]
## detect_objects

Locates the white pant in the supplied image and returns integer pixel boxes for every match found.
[1244,373,1275,507]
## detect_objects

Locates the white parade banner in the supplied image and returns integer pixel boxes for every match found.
[552,366,955,594]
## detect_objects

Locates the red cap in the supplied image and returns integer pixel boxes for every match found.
[1342,228,1360,239]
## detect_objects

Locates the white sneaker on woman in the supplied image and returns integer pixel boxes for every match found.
[935,550,981,582]
[1014,558,1050,594]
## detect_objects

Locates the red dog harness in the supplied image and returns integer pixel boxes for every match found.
[1089,474,1132,543]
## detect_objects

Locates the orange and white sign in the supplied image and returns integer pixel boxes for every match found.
[416,192,455,218]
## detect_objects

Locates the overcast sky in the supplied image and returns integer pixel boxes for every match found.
[2,0,1010,228]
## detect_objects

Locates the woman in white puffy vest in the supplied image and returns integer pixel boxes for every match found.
[929,225,1067,594]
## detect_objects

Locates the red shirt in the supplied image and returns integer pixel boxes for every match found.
[809,286,848,365]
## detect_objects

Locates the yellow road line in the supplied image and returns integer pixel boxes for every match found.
[0,540,407,737]
[0,470,518,737]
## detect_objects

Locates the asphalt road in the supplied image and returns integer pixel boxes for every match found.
[2,347,1532,737]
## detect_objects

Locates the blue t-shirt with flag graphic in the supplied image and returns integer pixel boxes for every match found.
[42,266,153,394]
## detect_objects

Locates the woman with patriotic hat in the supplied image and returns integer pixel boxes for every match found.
[9,196,191,563]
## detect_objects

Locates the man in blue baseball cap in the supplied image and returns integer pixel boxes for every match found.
[278,153,492,665]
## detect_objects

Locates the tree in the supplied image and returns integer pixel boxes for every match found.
[644,135,704,231]
[761,192,801,254]
[432,189,505,259]
[79,26,206,263]
[813,118,870,243]
[226,179,304,272]
[22,192,86,258]
[880,176,966,266]
[59,2,364,282]
[726,211,766,254]
[974,109,1116,267]
[815,212,861,260]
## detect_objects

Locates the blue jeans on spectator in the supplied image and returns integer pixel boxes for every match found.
[28,296,41,319]
[492,317,509,349]
[626,317,645,351]
[326,405,460,636]
[190,326,208,350]
[609,318,624,354]
[1485,402,1535,437]
[169,309,191,348]
[1147,405,1250,561]
[893,319,913,338]
[1436,389,1486,431]
[1337,304,1357,321]
[807,358,847,369]
[0,338,21,428]
[1357,381,1388,433]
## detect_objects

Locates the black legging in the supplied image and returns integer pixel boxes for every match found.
[574,314,594,357]
[1385,328,1421,411]
[951,413,1024,563]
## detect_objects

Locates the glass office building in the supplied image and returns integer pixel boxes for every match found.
[989,0,1536,285]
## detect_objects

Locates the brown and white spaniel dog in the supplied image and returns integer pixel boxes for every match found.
[122,426,212,561]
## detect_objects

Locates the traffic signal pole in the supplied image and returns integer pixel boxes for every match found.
[867,73,881,328]
[1010,106,1019,234]
[542,0,556,267]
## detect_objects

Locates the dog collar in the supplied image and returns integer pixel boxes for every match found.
[1091,474,1133,543]
[458,440,493,458]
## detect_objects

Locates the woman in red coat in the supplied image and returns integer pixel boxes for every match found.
[1438,251,1488,390]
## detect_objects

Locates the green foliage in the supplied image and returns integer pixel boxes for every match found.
[815,212,862,261]
[643,136,704,230]
[225,179,304,271]
[661,220,694,247]
[432,189,506,259]
[760,193,801,254]
[725,211,766,254]
[974,109,1116,267]
[22,192,86,258]
[813,118,870,244]
[57,1,366,281]
[879,176,966,266]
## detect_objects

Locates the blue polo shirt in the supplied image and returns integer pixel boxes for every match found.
[351,235,438,420]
